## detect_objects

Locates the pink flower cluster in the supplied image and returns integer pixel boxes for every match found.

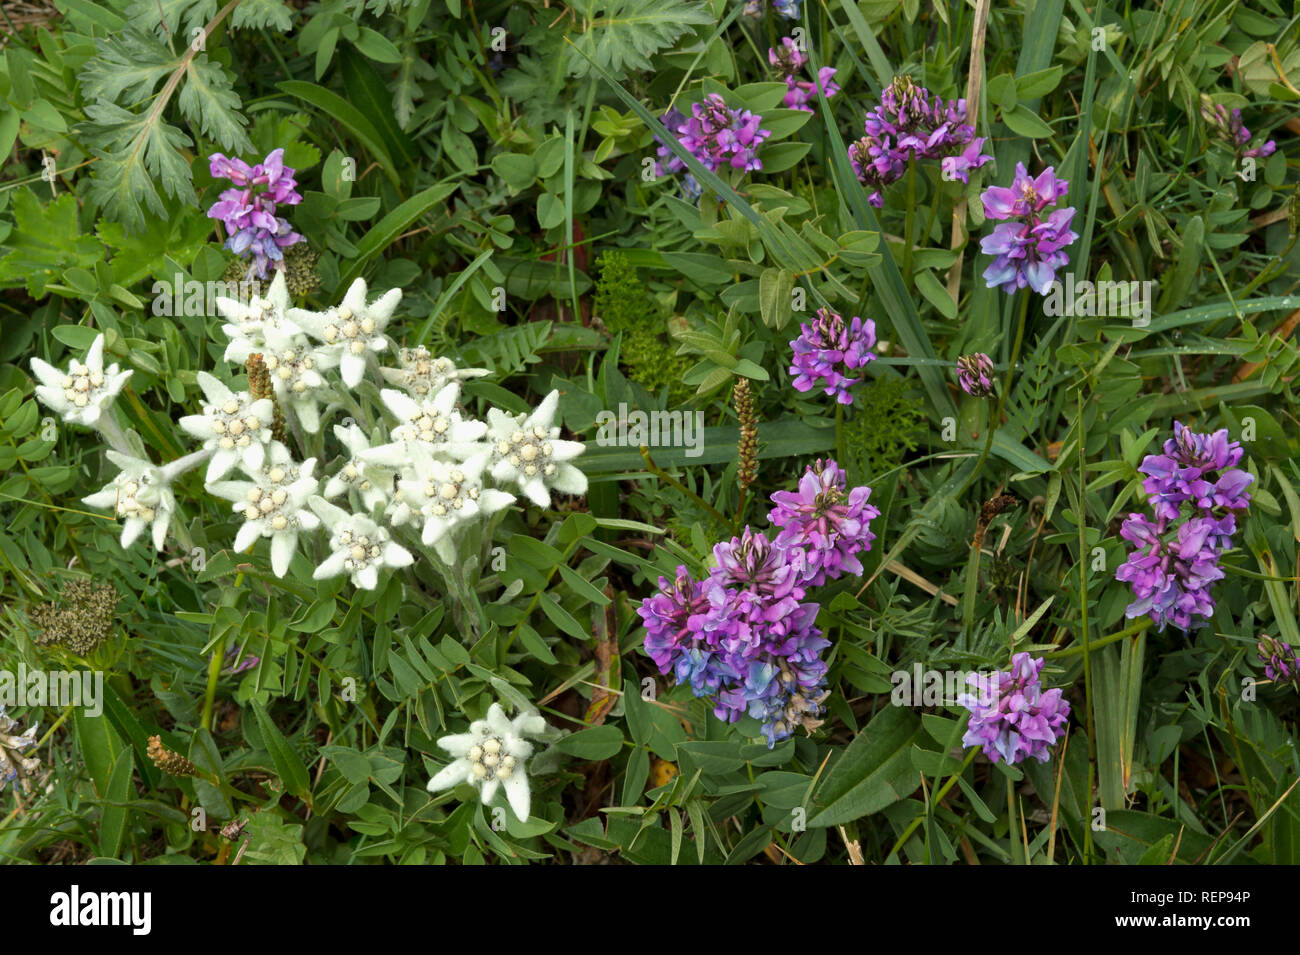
[207,148,304,279]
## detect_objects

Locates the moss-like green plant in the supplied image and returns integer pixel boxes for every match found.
[842,375,926,476]
[594,251,693,403]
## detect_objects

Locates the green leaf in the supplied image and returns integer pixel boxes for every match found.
[252,704,312,802]
[240,811,307,865]
[1001,103,1054,138]
[914,268,957,319]
[492,153,537,192]
[757,140,811,173]
[809,706,921,826]
[56,0,127,31]
[1014,65,1064,100]
[516,623,558,664]
[177,55,251,153]
[0,191,110,296]
[553,725,624,759]
[79,28,176,104]
[337,182,459,287]
[97,748,135,858]
[230,0,293,30]
[557,564,610,605]
[759,268,795,329]
[74,708,124,797]
[353,27,403,63]
[277,80,399,185]
[539,594,589,641]
[565,0,713,78]
[82,102,197,233]
[338,48,418,167]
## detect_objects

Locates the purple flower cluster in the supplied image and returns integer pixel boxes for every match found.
[1115,422,1253,632]
[207,148,303,280]
[768,38,839,113]
[639,461,879,747]
[1257,635,1298,691]
[769,459,880,586]
[788,308,877,405]
[1200,101,1276,160]
[979,163,1079,295]
[654,94,772,201]
[958,653,1070,764]
[847,76,991,207]
[956,353,995,397]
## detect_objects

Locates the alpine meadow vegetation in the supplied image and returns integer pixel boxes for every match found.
[1,0,1299,873]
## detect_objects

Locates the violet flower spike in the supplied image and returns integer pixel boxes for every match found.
[956,353,995,398]
[958,653,1070,764]
[768,459,880,586]
[978,163,1079,295]
[788,308,877,405]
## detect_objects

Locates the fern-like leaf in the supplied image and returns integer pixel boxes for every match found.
[80,102,197,232]
[80,29,177,105]
[461,322,555,376]
[126,0,217,39]
[177,55,251,152]
[231,0,294,30]
[566,0,712,78]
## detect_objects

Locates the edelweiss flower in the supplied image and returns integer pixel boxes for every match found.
[322,423,395,513]
[288,278,401,388]
[426,702,549,821]
[208,441,319,577]
[363,384,488,465]
[379,346,489,398]
[485,390,587,507]
[178,372,275,483]
[219,270,294,363]
[308,497,414,590]
[82,450,189,551]
[252,322,337,434]
[29,334,132,428]
[392,447,515,561]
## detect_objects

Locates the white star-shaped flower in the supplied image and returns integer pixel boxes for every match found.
[178,372,275,484]
[485,390,587,507]
[220,271,295,364]
[287,278,401,388]
[362,384,488,467]
[426,702,549,822]
[255,323,338,435]
[82,450,177,551]
[323,423,395,513]
[208,441,319,577]
[29,334,132,428]
[391,446,515,561]
[379,346,489,398]
[308,497,414,590]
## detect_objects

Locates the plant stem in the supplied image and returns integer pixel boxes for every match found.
[1007,777,1022,864]
[903,159,917,284]
[1047,617,1152,659]
[428,543,485,643]
[201,570,244,733]
[889,748,979,857]
[957,290,1030,497]
[640,446,730,526]
[1076,387,1097,865]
